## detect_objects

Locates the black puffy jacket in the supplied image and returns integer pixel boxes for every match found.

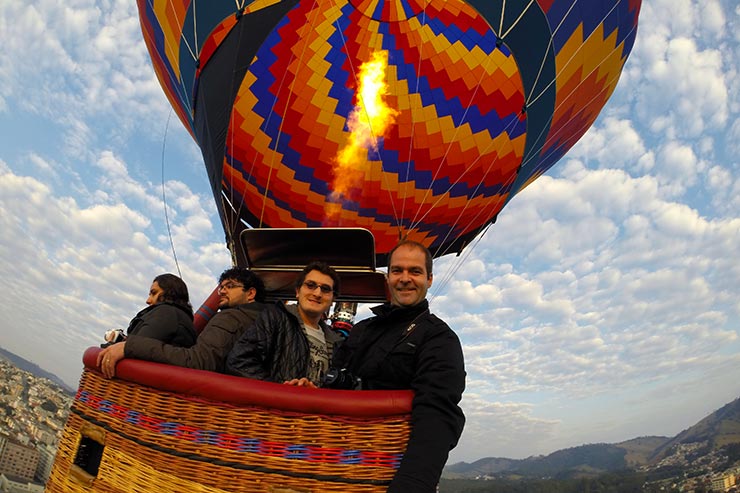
[332,300,466,493]
[125,302,266,372]
[226,302,344,384]
[126,302,196,347]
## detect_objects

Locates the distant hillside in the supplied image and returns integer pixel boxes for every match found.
[615,436,672,466]
[445,457,521,478]
[650,397,740,462]
[445,398,740,480]
[444,438,670,480]
[0,347,75,395]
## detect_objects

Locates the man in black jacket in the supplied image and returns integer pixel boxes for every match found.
[226,261,344,386]
[330,241,466,493]
[98,267,266,376]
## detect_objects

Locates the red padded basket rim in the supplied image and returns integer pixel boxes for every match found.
[83,347,412,418]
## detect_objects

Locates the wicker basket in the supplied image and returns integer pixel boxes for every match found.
[46,348,412,492]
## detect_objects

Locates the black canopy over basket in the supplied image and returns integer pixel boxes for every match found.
[239,227,389,303]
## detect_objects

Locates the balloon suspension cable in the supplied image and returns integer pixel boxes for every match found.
[144,0,198,71]
[225,0,256,237]
[161,108,183,278]
[429,221,494,303]
[406,16,523,245]
[175,0,257,253]
[412,98,524,261]
[527,0,627,107]
[398,3,524,265]
[398,5,428,237]
[403,3,519,252]
[191,0,200,58]
[253,0,325,228]
[519,26,641,174]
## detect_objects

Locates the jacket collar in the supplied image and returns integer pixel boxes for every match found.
[279,301,340,340]
[371,299,430,320]
[139,301,194,320]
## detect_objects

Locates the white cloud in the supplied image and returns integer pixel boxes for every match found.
[453,394,561,460]
[728,118,740,157]
[625,2,731,142]
[567,117,652,174]
[0,158,229,386]
[431,153,740,460]
[652,141,701,196]
[700,0,727,38]
[0,0,172,155]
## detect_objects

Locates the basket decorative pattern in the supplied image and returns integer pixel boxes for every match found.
[47,366,411,492]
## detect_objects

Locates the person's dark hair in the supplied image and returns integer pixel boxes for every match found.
[153,273,193,315]
[218,267,266,303]
[387,240,433,276]
[294,261,340,295]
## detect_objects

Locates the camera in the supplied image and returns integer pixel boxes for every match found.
[100,329,126,348]
[323,368,362,390]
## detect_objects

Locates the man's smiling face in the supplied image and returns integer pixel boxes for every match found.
[387,244,432,307]
[296,269,335,323]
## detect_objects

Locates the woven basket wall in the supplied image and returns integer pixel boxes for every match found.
[46,369,410,492]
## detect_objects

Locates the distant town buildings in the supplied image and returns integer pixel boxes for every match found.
[0,473,44,493]
[0,358,72,489]
[0,438,39,482]
[710,468,740,492]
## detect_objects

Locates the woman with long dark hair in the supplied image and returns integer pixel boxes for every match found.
[115,273,197,347]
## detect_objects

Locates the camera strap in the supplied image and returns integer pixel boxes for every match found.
[351,308,430,376]
[395,308,430,346]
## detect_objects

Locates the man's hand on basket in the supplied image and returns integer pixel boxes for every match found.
[283,377,317,389]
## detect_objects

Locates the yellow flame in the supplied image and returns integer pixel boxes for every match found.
[327,51,398,219]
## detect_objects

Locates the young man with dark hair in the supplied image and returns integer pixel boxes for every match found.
[98,267,267,376]
[330,240,466,492]
[226,261,344,386]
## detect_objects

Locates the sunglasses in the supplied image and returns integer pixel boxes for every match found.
[302,280,333,294]
[217,282,245,292]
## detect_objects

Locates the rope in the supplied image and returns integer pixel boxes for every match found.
[257,0,325,227]
[160,108,183,278]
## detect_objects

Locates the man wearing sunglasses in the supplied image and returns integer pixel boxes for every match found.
[226,261,344,387]
[98,267,266,377]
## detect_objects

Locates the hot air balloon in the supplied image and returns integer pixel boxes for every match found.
[138,0,640,264]
[46,1,641,492]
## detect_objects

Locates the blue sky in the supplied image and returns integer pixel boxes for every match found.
[1,0,738,463]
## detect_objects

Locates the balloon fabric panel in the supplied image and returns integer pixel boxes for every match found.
[137,0,194,135]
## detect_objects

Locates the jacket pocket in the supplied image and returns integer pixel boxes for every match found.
[384,342,417,386]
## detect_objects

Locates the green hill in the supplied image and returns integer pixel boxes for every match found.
[444,440,666,480]
[445,397,740,480]
[650,396,740,462]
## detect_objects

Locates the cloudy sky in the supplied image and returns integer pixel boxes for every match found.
[1,0,739,463]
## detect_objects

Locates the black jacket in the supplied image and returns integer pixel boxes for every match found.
[126,302,196,348]
[226,302,344,385]
[332,300,466,493]
[125,302,266,372]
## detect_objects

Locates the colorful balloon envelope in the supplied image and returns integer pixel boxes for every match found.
[137,0,642,263]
